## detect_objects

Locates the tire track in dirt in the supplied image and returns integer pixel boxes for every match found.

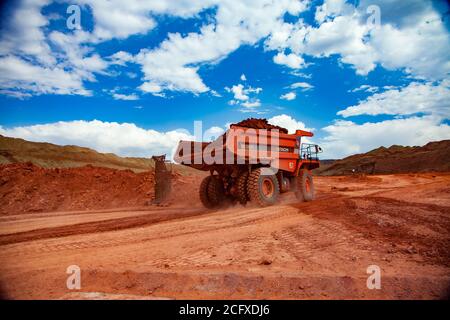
[0,208,209,245]
[0,205,302,257]
[291,195,450,266]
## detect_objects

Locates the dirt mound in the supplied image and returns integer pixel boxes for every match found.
[0,163,164,215]
[0,134,156,172]
[231,118,288,133]
[316,140,450,175]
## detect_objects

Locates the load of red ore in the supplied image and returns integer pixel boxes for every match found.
[230,118,288,134]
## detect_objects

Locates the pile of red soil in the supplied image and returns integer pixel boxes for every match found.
[0,163,161,215]
[231,118,288,133]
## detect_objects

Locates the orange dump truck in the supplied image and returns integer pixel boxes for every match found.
[174,125,321,208]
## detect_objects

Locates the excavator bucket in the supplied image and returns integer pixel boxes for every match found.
[152,155,172,204]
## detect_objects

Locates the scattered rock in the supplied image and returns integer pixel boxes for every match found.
[259,259,272,266]
[405,246,417,254]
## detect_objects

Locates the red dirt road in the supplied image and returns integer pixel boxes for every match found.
[0,173,449,299]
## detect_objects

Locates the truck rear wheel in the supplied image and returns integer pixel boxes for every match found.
[199,176,214,208]
[248,168,280,207]
[199,175,224,208]
[208,175,225,205]
[295,170,315,202]
[236,171,249,205]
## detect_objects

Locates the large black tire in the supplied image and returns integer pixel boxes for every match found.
[208,175,225,205]
[199,176,215,208]
[295,170,315,202]
[199,175,225,209]
[236,171,250,205]
[247,168,280,207]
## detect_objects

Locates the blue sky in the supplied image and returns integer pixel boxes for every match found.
[0,0,449,159]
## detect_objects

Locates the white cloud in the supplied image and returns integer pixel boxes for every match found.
[339,81,450,119]
[240,74,247,81]
[349,84,379,93]
[204,126,225,141]
[241,100,261,108]
[268,114,312,134]
[136,0,308,94]
[77,1,155,41]
[273,52,306,69]
[280,92,296,101]
[368,14,450,80]
[210,90,222,97]
[0,0,55,66]
[226,84,262,100]
[92,0,307,96]
[320,79,450,159]
[320,116,450,159]
[1,0,448,100]
[48,31,109,80]
[112,93,139,101]
[139,82,163,94]
[225,81,263,112]
[297,14,376,75]
[309,3,450,159]
[290,82,313,91]
[126,72,138,79]
[314,0,354,23]
[265,22,294,51]
[0,0,223,98]
[0,55,91,97]
[0,117,314,159]
[135,24,244,94]
[0,89,32,99]
[247,87,263,94]
[0,120,195,158]
[290,71,312,79]
[74,1,218,42]
[266,0,450,80]
[0,1,110,98]
[0,0,102,97]
[108,51,135,66]
[228,84,249,101]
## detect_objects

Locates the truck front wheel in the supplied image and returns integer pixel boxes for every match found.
[295,170,315,202]
[248,168,280,207]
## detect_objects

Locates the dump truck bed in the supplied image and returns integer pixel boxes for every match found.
[174,126,319,173]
